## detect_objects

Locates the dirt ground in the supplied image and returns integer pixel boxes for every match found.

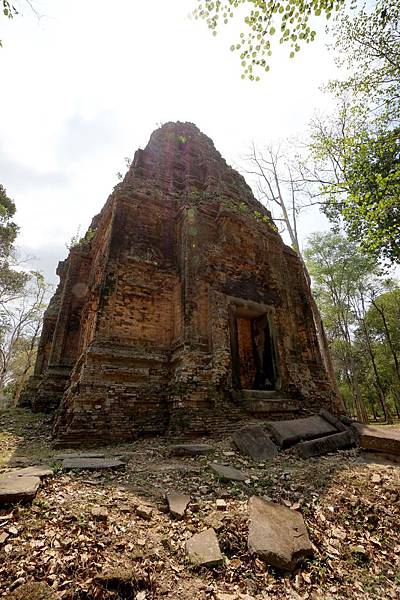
[0,409,399,600]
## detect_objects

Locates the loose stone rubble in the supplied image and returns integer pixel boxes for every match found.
[268,415,339,448]
[232,425,278,461]
[247,496,313,571]
[169,444,214,457]
[4,466,53,479]
[61,458,125,470]
[166,492,190,519]
[0,475,41,504]
[185,528,223,567]
[296,430,355,459]
[209,463,249,482]
[353,424,400,456]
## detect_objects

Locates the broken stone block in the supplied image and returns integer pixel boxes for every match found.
[319,408,348,432]
[353,424,400,456]
[268,415,338,448]
[0,476,40,504]
[54,452,106,460]
[166,492,190,519]
[169,444,213,456]
[296,430,355,459]
[0,531,9,544]
[185,527,223,567]
[91,506,108,521]
[136,505,153,520]
[62,458,125,470]
[210,463,249,482]
[247,496,313,570]
[232,425,278,462]
[216,499,227,511]
[5,466,53,479]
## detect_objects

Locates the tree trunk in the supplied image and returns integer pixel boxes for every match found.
[361,317,393,424]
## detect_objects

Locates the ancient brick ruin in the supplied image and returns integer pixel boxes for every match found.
[24,123,341,445]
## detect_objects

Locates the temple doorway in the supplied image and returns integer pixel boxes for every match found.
[230,305,278,391]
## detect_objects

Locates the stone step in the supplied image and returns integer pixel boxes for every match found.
[245,399,301,416]
[241,389,281,399]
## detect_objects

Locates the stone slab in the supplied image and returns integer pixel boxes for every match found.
[62,458,125,470]
[353,424,400,456]
[0,475,40,504]
[319,408,348,432]
[166,492,190,518]
[268,415,338,448]
[296,430,355,459]
[5,465,53,479]
[247,496,313,570]
[210,463,249,482]
[232,425,278,462]
[169,444,214,456]
[185,527,223,567]
[54,452,106,460]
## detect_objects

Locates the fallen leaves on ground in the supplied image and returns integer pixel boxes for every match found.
[0,409,399,599]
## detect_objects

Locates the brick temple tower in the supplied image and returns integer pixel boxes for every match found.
[24,123,341,445]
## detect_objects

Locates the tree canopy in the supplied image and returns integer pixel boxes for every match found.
[194,0,350,78]
[308,0,400,263]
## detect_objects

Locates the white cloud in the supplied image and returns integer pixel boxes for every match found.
[0,0,339,281]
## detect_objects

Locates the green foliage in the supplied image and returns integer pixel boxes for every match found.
[67,226,96,250]
[304,231,399,420]
[310,1,400,263]
[0,185,29,306]
[0,0,18,47]
[194,0,348,78]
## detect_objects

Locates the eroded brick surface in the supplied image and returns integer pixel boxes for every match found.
[23,122,341,445]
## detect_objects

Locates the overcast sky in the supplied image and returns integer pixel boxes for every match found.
[0,0,339,283]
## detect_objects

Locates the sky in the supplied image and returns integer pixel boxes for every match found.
[0,0,340,284]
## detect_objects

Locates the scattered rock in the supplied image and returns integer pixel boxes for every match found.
[247,496,313,570]
[216,499,227,511]
[0,531,9,544]
[268,415,338,448]
[210,463,249,482]
[185,527,223,567]
[146,462,201,474]
[166,492,190,519]
[232,425,278,462]
[215,594,237,600]
[136,505,153,520]
[0,475,40,505]
[353,424,400,456]
[8,526,18,535]
[53,452,105,460]
[5,466,53,479]
[319,408,348,432]
[169,444,214,456]
[91,506,108,521]
[62,458,125,470]
[296,430,355,459]
[371,473,381,484]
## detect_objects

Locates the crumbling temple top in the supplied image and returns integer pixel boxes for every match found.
[23,122,341,445]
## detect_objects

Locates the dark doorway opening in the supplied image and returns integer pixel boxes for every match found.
[230,311,278,391]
